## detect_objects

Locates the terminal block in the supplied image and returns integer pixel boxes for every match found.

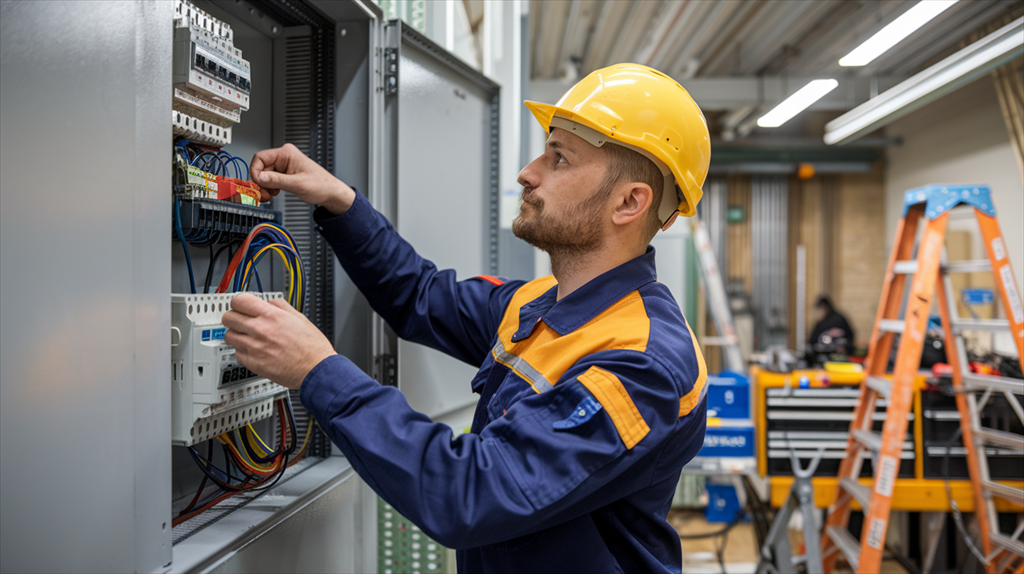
[173,109,232,147]
[171,293,288,446]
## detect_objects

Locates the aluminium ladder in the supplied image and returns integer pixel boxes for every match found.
[820,185,1024,574]
[692,217,745,373]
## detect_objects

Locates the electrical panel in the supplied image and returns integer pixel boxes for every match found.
[171,293,289,446]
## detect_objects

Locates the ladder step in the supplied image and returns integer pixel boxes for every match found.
[852,429,883,451]
[878,319,905,334]
[865,376,892,399]
[982,480,1024,506]
[989,531,1024,557]
[891,260,991,274]
[974,428,1024,451]
[825,525,861,570]
[893,260,918,274]
[952,319,1010,331]
[840,477,872,509]
[944,260,993,273]
[962,373,1024,395]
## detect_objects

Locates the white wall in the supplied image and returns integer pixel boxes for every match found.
[885,75,1023,355]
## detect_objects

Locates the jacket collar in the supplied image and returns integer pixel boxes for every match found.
[511,247,659,342]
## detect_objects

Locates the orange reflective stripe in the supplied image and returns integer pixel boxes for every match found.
[476,275,505,286]
[577,366,650,449]
[679,322,708,417]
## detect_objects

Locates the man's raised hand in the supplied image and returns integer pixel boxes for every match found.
[250,143,356,214]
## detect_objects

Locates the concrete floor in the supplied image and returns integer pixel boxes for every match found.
[669,509,912,574]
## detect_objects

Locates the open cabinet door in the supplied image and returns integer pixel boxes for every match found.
[381,23,500,424]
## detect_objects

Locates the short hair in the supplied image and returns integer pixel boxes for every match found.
[815,295,835,312]
[600,143,665,243]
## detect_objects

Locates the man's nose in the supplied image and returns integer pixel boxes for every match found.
[517,156,543,188]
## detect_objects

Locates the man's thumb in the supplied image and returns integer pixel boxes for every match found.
[257,170,298,190]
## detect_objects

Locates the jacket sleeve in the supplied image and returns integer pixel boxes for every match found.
[300,347,707,550]
[314,190,520,367]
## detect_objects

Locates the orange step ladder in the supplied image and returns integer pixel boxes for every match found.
[821,184,1024,573]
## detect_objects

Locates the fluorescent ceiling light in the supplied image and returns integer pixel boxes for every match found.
[840,0,959,66]
[825,17,1023,145]
[757,79,839,128]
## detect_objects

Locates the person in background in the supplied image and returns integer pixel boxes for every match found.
[806,295,855,365]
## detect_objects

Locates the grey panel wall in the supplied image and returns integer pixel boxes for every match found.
[395,39,496,420]
[0,2,172,572]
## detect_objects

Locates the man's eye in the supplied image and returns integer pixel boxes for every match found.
[556,154,566,164]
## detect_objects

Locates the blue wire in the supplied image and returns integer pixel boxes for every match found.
[173,199,197,293]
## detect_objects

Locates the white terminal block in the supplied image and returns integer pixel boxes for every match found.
[171,293,289,446]
[174,0,233,42]
[173,109,232,146]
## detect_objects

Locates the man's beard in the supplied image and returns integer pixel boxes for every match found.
[512,186,607,259]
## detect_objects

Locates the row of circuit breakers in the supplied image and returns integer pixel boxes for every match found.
[171,1,289,446]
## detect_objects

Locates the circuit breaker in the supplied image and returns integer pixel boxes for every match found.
[171,292,288,446]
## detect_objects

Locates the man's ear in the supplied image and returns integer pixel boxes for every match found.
[610,182,654,227]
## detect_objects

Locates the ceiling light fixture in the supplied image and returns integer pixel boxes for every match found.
[839,0,959,67]
[825,17,1023,144]
[757,79,839,128]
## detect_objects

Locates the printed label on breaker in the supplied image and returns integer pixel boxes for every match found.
[992,237,1006,261]
[866,517,887,550]
[875,455,898,498]
[201,327,226,341]
[999,266,1024,323]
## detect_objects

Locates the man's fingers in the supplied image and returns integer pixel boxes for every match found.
[255,169,300,191]
[230,293,276,317]
[268,298,297,313]
[222,309,258,334]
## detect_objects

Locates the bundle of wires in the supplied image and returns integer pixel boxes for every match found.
[175,397,317,526]
[174,225,309,526]
[175,138,250,179]
[215,222,304,312]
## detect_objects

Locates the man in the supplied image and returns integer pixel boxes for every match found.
[806,295,855,365]
[223,63,711,573]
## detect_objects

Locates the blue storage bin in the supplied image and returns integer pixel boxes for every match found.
[705,483,743,523]
[698,419,755,457]
[706,371,750,419]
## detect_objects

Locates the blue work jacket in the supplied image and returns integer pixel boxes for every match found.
[301,191,708,573]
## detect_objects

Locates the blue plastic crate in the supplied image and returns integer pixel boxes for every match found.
[705,483,743,523]
[706,371,749,419]
[698,419,754,457]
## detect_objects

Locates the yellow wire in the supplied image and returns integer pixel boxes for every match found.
[245,424,274,457]
[240,244,302,309]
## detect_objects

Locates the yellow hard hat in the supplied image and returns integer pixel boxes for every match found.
[524,63,710,227]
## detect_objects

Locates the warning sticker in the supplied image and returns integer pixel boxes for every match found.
[999,266,1024,323]
[867,517,887,550]
[875,455,899,498]
[992,238,1006,262]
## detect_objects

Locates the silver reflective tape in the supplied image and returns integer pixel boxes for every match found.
[491,340,554,394]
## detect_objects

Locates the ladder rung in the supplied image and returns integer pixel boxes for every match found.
[974,428,1024,451]
[983,480,1024,506]
[953,319,1010,331]
[825,525,861,570]
[963,373,1024,395]
[944,260,993,273]
[852,429,883,451]
[989,531,1024,557]
[892,260,992,274]
[878,319,905,334]
[700,336,738,346]
[893,260,918,274]
[865,376,892,399]
[840,477,872,509]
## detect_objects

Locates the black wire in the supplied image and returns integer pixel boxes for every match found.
[204,242,236,293]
